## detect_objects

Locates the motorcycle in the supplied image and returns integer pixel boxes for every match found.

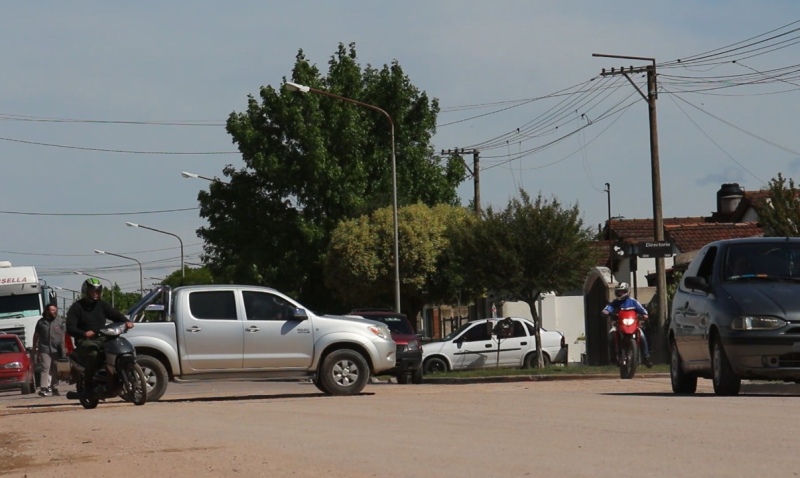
[613,309,644,379]
[65,322,147,409]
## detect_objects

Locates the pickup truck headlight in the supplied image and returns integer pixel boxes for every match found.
[2,362,23,369]
[731,316,786,330]
[367,325,391,340]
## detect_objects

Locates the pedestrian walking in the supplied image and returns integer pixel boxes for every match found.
[33,304,66,396]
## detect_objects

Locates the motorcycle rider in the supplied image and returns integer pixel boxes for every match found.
[601,282,653,368]
[66,278,133,392]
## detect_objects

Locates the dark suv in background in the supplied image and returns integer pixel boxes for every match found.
[349,309,423,384]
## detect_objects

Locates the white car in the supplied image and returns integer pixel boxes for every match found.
[421,317,567,374]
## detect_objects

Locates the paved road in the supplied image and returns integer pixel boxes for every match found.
[2,377,799,477]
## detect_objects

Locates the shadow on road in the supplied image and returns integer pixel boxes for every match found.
[156,391,375,403]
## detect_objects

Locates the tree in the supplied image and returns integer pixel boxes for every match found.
[160,267,215,288]
[197,42,464,312]
[324,203,475,322]
[758,173,800,236]
[454,190,599,368]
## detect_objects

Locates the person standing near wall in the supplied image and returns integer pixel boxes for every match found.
[32,304,66,397]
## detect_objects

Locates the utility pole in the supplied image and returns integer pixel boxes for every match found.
[593,53,667,361]
[442,148,483,319]
[442,148,481,215]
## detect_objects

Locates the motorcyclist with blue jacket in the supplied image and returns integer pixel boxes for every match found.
[601,282,653,368]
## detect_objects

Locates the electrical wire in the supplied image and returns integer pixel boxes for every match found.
[0,207,199,216]
[0,112,225,126]
[667,91,800,157]
[663,88,764,185]
[0,136,238,155]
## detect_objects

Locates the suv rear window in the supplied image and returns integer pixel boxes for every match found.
[355,313,414,334]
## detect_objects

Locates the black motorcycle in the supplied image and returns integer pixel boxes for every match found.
[66,322,147,409]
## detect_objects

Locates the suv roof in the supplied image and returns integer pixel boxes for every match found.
[349,310,414,335]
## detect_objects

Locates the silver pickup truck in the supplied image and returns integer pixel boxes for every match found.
[124,285,396,401]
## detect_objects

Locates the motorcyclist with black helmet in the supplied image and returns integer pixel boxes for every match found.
[66,278,133,390]
[601,282,653,368]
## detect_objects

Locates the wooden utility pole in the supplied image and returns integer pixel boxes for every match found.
[442,148,481,215]
[593,53,667,361]
[442,148,484,318]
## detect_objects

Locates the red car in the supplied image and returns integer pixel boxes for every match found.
[0,334,35,395]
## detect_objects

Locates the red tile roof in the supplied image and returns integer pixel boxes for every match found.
[664,222,763,252]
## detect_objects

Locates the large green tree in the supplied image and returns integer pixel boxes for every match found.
[454,190,599,367]
[324,203,476,322]
[197,43,463,311]
[758,172,800,236]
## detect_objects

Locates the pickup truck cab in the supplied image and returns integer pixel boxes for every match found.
[125,285,396,401]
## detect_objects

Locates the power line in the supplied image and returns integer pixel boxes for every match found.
[0,112,225,126]
[0,242,204,257]
[668,92,800,157]
[664,87,764,185]
[0,207,199,216]
[0,136,238,155]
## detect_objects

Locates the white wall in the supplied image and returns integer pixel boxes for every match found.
[499,296,586,363]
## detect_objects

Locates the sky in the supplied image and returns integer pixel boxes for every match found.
[2,1,799,304]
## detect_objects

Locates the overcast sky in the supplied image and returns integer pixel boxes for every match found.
[2,1,799,301]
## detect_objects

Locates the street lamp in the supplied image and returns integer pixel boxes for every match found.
[126,222,185,278]
[94,250,144,297]
[284,81,401,313]
[54,286,80,297]
[604,183,613,282]
[72,271,114,308]
[181,171,228,184]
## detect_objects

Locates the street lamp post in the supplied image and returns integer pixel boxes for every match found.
[181,171,228,184]
[72,271,114,308]
[94,250,144,297]
[284,81,401,314]
[54,286,81,306]
[126,222,184,278]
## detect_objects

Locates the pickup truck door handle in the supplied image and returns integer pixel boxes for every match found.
[520,342,527,346]
[246,326,261,332]
[485,344,492,348]
[186,326,202,333]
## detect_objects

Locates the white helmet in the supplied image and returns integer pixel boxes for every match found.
[615,282,630,300]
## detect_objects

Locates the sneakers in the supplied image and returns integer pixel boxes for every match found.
[644,356,653,368]
[51,387,60,396]
[38,387,53,397]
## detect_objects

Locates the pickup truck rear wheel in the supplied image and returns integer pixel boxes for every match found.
[136,355,168,402]
[319,349,369,396]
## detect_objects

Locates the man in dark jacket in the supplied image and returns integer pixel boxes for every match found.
[66,278,133,390]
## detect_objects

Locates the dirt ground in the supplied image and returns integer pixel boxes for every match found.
[3,378,800,478]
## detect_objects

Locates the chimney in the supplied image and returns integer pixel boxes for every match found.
[717,183,744,216]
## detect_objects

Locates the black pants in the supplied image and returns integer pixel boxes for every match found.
[76,337,107,383]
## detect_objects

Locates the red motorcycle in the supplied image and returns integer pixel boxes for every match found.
[613,309,644,379]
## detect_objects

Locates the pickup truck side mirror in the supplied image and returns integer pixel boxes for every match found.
[684,275,710,293]
[290,308,309,321]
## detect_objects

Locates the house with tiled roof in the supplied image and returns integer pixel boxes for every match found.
[594,183,766,288]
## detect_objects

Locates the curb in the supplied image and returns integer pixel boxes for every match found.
[421,373,670,384]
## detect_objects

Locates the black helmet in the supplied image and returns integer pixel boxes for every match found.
[81,277,104,300]
[615,282,630,300]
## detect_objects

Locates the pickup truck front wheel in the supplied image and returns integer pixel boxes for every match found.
[136,355,168,402]
[319,349,369,396]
